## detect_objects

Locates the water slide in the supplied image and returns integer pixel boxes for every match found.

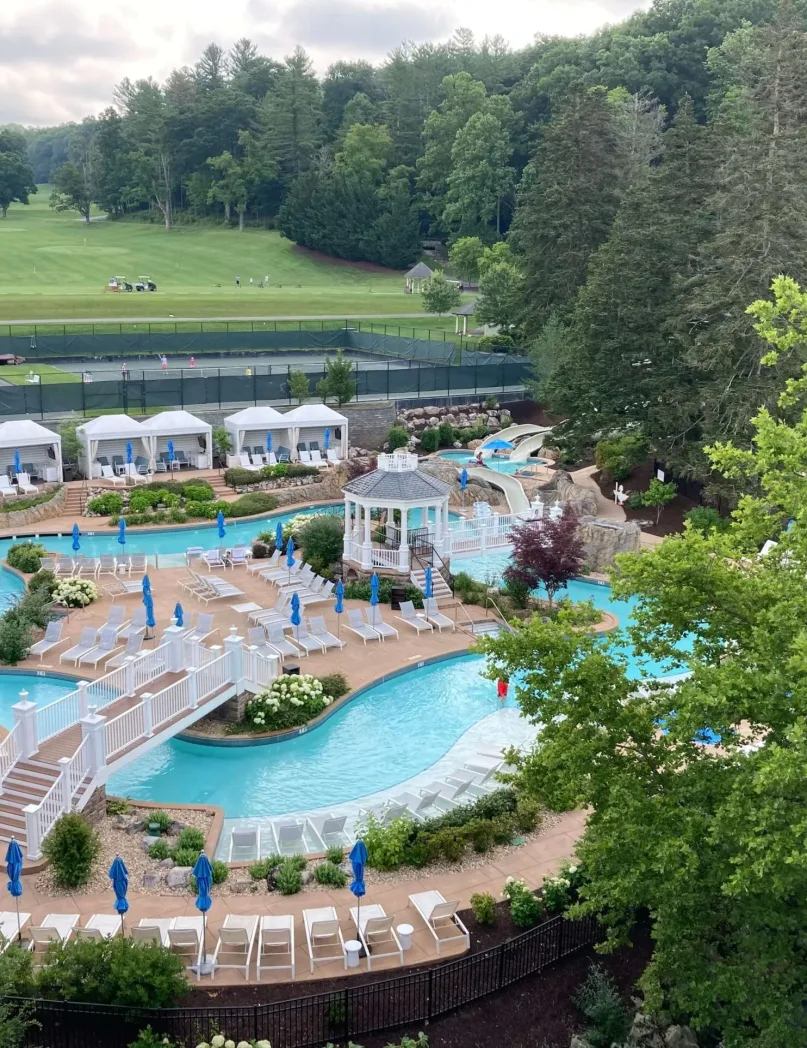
[509,427,553,462]
[465,467,532,515]
[478,423,543,450]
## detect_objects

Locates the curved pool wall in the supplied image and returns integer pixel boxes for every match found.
[0,671,82,729]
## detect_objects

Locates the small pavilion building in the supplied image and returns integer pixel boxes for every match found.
[404,262,433,294]
[452,301,475,335]
[342,452,452,574]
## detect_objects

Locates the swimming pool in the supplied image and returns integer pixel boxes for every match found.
[437,450,549,475]
[0,672,78,729]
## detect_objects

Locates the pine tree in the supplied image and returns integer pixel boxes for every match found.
[511,85,622,337]
[443,109,514,238]
[260,47,321,187]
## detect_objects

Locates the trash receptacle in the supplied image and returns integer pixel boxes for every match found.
[390,585,407,610]
[283,664,301,676]
[344,940,362,968]
[396,923,414,950]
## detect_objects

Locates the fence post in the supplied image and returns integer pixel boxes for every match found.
[24,805,43,861]
[142,693,154,738]
[12,691,37,759]
[81,706,107,777]
[498,941,506,989]
[77,680,90,719]
[58,756,72,813]
[124,655,137,697]
[225,628,244,689]
[188,667,199,709]
[426,966,433,1023]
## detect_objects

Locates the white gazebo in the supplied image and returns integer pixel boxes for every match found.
[404,262,433,293]
[342,452,452,574]
[223,406,292,460]
[283,404,349,461]
[0,420,62,483]
[77,415,149,479]
[139,410,213,470]
[452,301,475,335]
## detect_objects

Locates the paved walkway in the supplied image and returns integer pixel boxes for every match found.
[570,465,626,522]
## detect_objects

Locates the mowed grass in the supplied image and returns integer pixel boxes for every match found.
[0,187,439,323]
[0,363,79,384]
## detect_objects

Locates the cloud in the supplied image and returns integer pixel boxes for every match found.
[279,0,455,51]
[0,7,140,68]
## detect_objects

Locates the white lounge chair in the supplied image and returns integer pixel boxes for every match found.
[229,826,260,861]
[422,778,473,808]
[73,556,99,577]
[97,555,118,578]
[106,632,145,668]
[54,555,74,576]
[185,546,204,565]
[262,559,305,584]
[307,814,349,849]
[195,576,245,604]
[291,620,326,655]
[423,598,455,632]
[345,608,380,643]
[303,906,345,973]
[40,557,56,572]
[0,477,18,498]
[310,449,324,466]
[408,891,469,953]
[266,623,303,661]
[248,548,280,574]
[0,910,30,951]
[360,799,409,825]
[326,449,341,466]
[100,604,128,636]
[100,465,125,487]
[394,789,442,820]
[350,905,403,969]
[273,820,306,855]
[15,472,36,496]
[212,915,258,981]
[185,612,216,644]
[29,620,64,660]
[309,616,345,650]
[76,914,121,940]
[396,601,433,633]
[128,554,147,576]
[27,913,80,959]
[230,546,250,568]
[238,453,261,471]
[202,549,227,571]
[446,762,502,793]
[167,916,205,980]
[60,627,99,665]
[133,918,173,947]
[366,606,399,641]
[299,450,312,464]
[118,606,147,639]
[78,629,121,668]
[300,580,336,605]
[257,915,295,981]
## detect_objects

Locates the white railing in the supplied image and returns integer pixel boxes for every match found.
[132,643,169,691]
[36,693,83,746]
[245,648,280,689]
[447,513,522,554]
[152,676,191,731]
[105,705,146,760]
[26,775,63,860]
[66,736,91,799]
[377,452,417,472]
[0,725,19,785]
[369,546,401,569]
[196,653,230,700]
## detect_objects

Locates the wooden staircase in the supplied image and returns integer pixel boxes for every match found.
[62,485,87,517]
[410,567,453,601]
[0,759,61,850]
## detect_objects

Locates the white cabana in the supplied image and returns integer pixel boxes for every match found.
[223,406,292,461]
[139,410,213,470]
[0,420,62,483]
[283,404,349,461]
[77,415,149,479]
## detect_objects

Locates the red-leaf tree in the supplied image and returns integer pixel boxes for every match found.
[502,510,585,606]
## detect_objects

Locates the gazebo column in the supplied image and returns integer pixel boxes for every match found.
[361,503,372,569]
[398,506,410,573]
[343,499,353,560]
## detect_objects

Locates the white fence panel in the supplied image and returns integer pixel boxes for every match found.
[0,725,19,785]
[105,705,146,760]
[152,678,192,731]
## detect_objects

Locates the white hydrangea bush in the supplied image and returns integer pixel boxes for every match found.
[245,673,331,731]
[53,577,99,608]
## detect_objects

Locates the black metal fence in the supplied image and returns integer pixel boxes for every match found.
[18,914,598,1048]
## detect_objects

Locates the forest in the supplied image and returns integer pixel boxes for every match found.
[2,0,807,481]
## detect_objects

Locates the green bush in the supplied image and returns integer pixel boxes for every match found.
[42,813,100,888]
[169,509,187,524]
[573,964,632,1048]
[317,672,349,700]
[36,936,188,1007]
[148,840,171,861]
[0,615,33,665]
[297,514,344,572]
[685,506,729,534]
[211,860,229,885]
[7,543,46,574]
[594,434,649,482]
[176,827,205,852]
[182,484,214,502]
[438,422,455,447]
[28,569,57,597]
[420,428,439,453]
[502,878,543,928]
[275,860,303,894]
[470,892,496,924]
[314,862,347,887]
[143,810,172,833]
[171,848,199,868]
[404,832,442,868]
[249,859,271,880]
[477,333,517,351]
[87,493,124,516]
[515,796,542,833]
[432,827,466,862]
[489,814,516,844]
[360,814,414,870]
[387,426,410,451]
[326,845,345,865]
[228,492,279,517]
[15,588,56,630]
[464,818,495,853]
[626,490,644,509]
[224,467,260,488]
[342,578,424,609]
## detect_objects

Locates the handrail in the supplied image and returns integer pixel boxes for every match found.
[0,725,19,786]
[487,597,516,633]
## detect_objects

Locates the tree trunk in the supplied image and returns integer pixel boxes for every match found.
[0,206,6,219]
[238,209,244,232]
[224,201,231,224]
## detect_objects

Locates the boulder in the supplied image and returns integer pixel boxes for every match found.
[570,1037,595,1048]
[664,1028,698,1048]
[443,414,456,426]
[452,441,463,449]
[467,439,484,450]
[159,858,175,869]
[425,406,441,417]
[142,835,160,851]
[629,1013,665,1048]
[413,417,427,429]
[230,877,254,894]
[533,470,598,519]
[412,407,424,418]
[406,420,415,432]
[488,419,501,432]
[143,871,164,889]
[301,869,314,886]
[167,866,192,889]
[577,517,641,570]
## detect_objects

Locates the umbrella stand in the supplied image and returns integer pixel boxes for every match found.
[14,894,21,942]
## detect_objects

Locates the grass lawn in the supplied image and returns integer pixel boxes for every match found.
[0,363,79,384]
[0,188,460,324]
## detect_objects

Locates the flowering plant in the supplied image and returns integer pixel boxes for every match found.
[244,674,330,731]
[53,577,99,608]
[195,1038,270,1048]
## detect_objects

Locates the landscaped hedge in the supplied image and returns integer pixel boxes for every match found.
[224,463,319,489]
[343,577,424,608]
[7,542,47,573]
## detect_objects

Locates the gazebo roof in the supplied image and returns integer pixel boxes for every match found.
[77,415,144,438]
[139,410,211,435]
[452,302,475,316]
[283,404,348,425]
[226,406,287,426]
[343,467,451,502]
[405,262,433,280]
[0,420,60,448]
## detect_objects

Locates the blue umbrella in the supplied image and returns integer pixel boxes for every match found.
[5,838,23,941]
[290,590,301,641]
[108,855,129,934]
[484,438,515,450]
[324,428,331,451]
[275,520,283,551]
[71,523,81,552]
[349,839,368,928]
[126,441,133,464]
[142,574,151,598]
[117,518,126,547]
[460,468,468,491]
[173,601,184,628]
[334,579,344,637]
[167,439,175,465]
[266,431,273,454]
[192,852,213,971]
[217,509,226,539]
[286,534,295,583]
[370,572,379,606]
[13,450,20,476]
[424,566,433,599]
[143,591,155,632]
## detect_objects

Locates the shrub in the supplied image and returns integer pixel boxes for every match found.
[36,936,188,1007]
[438,422,455,447]
[489,814,516,844]
[326,845,345,865]
[627,490,644,509]
[211,860,229,885]
[685,506,729,534]
[223,467,260,488]
[182,483,214,502]
[42,813,100,888]
[387,426,409,451]
[228,492,279,517]
[470,892,496,924]
[28,569,57,597]
[404,832,442,867]
[249,859,271,880]
[478,333,517,351]
[573,964,632,1048]
[148,840,171,860]
[171,848,199,868]
[87,492,124,516]
[7,543,46,574]
[245,674,331,731]
[286,854,308,871]
[360,814,414,870]
[169,509,187,524]
[52,577,98,608]
[105,798,132,816]
[275,860,303,895]
[143,810,172,833]
[297,514,344,572]
[314,862,347,887]
[433,827,466,862]
[15,589,55,630]
[515,796,542,833]
[0,616,32,665]
[541,871,574,914]
[502,877,543,928]
[484,395,499,409]
[176,827,205,852]
[502,576,531,609]
[420,428,439,453]
[594,434,649,481]
[464,818,495,853]
[317,672,349,700]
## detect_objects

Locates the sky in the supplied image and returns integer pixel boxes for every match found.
[0,0,651,126]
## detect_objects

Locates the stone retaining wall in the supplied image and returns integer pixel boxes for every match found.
[0,485,66,530]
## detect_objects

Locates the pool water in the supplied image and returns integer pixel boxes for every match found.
[437,450,549,475]
[0,673,78,729]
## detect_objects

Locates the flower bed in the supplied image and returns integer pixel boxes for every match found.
[243,674,333,732]
[53,577,99,607]
[224,463,320,492]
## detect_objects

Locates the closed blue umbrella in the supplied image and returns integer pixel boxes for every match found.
[143,591,155,633]
[334,579,344,637]
[117,518,126,548]
[141,574,151,598]
[266,431,273,454]
[5,838,23,941]
[370,572,379,606]
[13,450,20,476]
[167,439,175,466]
[108,855,129,934]
[349,839,367,929]
[275,520,283,551]
[126,441,133,464]
[424,566,433,599]
[192,852,213,973]
[173,602,184,628]
[324,428,331,451]
[460,468,468,491]
[217,509,226,539]
[71,523,81,552]
[290,590,301,642]
[285,534,295,584]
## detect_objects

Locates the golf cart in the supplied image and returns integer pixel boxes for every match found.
[105,276,133,292]
[135,275,157,292]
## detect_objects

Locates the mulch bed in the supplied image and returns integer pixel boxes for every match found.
[506,400,566,429]
[596,461,697,536]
